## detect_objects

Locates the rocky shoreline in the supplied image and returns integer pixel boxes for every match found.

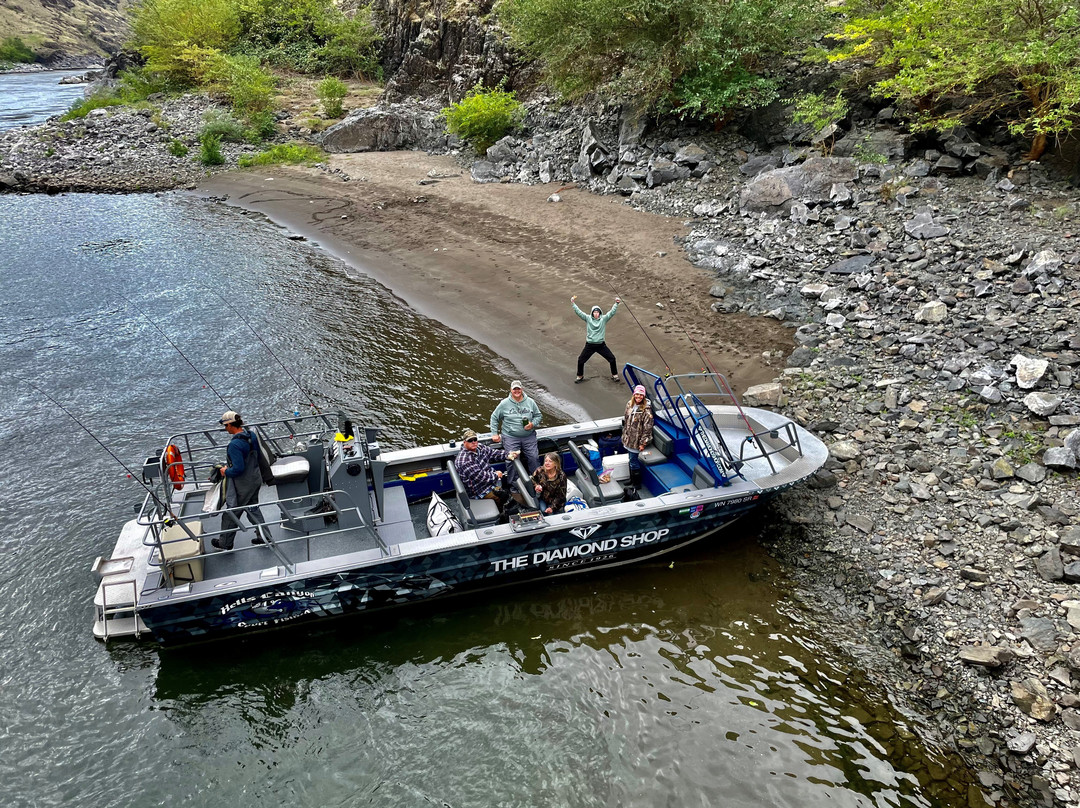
[0,93,269,193]
[3,87,1080,806]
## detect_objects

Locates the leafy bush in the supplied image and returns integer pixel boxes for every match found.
[226,54,275,114]
[199,132,225,165]
[232,0,381,77]
[237,142,325,166]
[500,0,826,120]
[317,76,348,118]
[132,0,241,67]
[200,110,248,142]
[788,91,849,152]
[62,94,126,120]
[830,0,1080,159]
[441,84,525,154]
[244,109,278,141]
[0,36,35,64]
[168,139,189,156]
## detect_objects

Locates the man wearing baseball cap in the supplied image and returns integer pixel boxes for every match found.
[212,410,269,551]
[489,379,542,482]
[455,428,520,513]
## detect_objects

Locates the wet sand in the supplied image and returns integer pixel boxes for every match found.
[197,152,792,420]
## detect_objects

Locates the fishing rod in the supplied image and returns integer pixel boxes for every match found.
[203,285,323,415]
[116,292,232,410]
[21,379,181,522]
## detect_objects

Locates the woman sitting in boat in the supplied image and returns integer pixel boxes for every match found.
[531,452,567,515]
[621,385,654,488]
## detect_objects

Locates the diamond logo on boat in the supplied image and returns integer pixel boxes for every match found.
[570,525,601,541]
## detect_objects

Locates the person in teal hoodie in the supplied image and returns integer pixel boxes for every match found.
[571,295,621,382]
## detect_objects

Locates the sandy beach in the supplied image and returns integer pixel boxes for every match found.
[198,152,791,419]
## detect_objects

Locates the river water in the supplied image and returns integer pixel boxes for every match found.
[0,73,983,808]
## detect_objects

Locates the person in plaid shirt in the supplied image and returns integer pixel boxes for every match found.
[455,428,520,509]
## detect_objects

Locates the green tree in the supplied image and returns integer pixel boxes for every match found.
[500,0,825,120]
[441,84,525,154]
[232,0,380,77]
[131,0,241,73]
[831,0,1080,159]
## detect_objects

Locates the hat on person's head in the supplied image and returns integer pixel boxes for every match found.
[590,305,602,314]
[633,385,646,396]
[510,380,524,391]
[462,428,478,442]
[219,410,242,426]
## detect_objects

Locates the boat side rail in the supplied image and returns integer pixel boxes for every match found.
[141,487,388,569]
[146,411,344,488]
[736,420,804,465]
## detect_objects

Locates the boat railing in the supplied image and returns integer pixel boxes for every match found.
[622,364,807,480]
[736,420,803,468]
[672,394,744,484]
[148,411,345,493]
[138,485,388,586]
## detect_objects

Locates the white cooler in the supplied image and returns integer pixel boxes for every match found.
[602,453,631,482]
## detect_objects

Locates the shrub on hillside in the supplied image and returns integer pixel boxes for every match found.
[500,0,825,121]
[200,111,248,142]
[232,0,381,78]
[441,84,525,155]
[0,37,35,64]
[830,0,1080,160]
[317,76,347,118]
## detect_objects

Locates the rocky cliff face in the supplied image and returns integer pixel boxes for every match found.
[367,0,531,102]
[0,0,129,60]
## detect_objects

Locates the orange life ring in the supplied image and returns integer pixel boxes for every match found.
[163,444,185,490]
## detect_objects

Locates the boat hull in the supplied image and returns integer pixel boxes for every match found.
[136,491,766,644]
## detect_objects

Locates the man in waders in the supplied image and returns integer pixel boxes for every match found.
[571,295,621,383]
[212,410,269,550]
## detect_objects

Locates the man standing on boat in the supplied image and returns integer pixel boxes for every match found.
[571,295,621,383]
[455,428,520,513]
[212,411,269,551]
[489,380,542,480]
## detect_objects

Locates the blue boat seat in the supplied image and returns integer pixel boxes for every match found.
[568,440,624,506]
[446,461,500,528]
[692,463,718,489]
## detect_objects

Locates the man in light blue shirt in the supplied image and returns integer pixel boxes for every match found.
[490,379,542,481]
[571,295,621,382]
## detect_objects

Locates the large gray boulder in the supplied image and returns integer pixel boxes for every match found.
[319,104,444,153]
[740,157,858,213]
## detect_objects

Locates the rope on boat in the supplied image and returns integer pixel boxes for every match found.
[117,292,232,410]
